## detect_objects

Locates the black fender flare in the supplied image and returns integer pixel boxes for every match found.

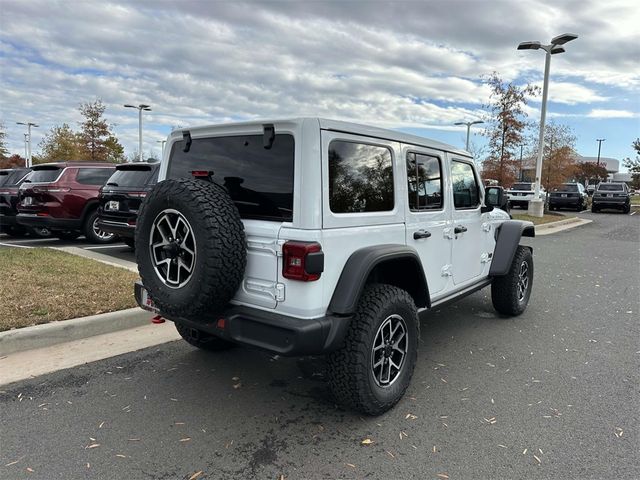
[489,220,535,276]
[328,244,430,315]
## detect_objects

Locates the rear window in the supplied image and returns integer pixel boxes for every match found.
[26,168,62,183]
[556,184,578,192]
[106,168,155,187]
[167,134,295,221]
[597,183,625,191]
[76,168,114,185]
[511,183,533,191]
[0,170,29,187]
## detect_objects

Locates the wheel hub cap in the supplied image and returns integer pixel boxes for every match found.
[150,209,197,289]
[371,314,408,387]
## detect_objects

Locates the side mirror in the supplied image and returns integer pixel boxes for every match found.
[482,186,507,213]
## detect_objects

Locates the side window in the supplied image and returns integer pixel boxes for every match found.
[328,140,394,213]
[76,168,113,185]
[451,161,479,209]
[406,152,443,210]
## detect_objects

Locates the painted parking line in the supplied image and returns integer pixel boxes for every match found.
[631,211,636,216]
[83,244,128,250]
[0,237,56,244]
[0,242,34,248]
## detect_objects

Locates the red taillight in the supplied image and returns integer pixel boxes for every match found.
[282,241,323,282]
[36,212,49,217]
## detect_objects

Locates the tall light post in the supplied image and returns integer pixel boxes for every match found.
[16,122,38,167]
[124,104,151,162]
[454,120,484,151]
[518,33,578,217]
[596,138,605,166]
[23,133,29,165]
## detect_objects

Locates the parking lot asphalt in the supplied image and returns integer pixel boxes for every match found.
[0,233,136,264]
[1,211,639,480]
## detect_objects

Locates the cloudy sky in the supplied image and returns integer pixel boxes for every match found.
[1,0,639,167]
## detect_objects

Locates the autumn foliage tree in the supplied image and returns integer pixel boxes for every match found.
[0,121,9,161]
[526,121,577,190]
[573,162,609,185]
[623,138,640,188]
[76,100,125,163]
[481,73,539,186]
[0,154,26,169]
[37,123,82,163]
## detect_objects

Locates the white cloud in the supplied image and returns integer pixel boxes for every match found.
[586,109,638,118]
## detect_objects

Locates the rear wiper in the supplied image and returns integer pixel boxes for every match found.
[106,182,119,186]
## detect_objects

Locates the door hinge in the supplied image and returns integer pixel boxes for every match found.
[246,238,285,257]
[245,279,286,302]
[482,222,491,232]
[443,228,454,240]
[480,252,493,263]
[441,265,452,277]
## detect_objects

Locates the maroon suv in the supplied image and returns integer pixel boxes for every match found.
[17,162,117,243]
[0,167,31,236]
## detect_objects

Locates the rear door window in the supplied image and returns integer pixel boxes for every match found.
[76,168,114,185]
[328,140,394,213]
[406,152,443,210]
[167,134,295,221]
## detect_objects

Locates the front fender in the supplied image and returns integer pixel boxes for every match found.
[489,220,534,276]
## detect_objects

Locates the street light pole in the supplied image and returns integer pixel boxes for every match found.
[596,138,605,166]
[16,122,38,167]
[517,33,578,217]
[23,134,29,165]
[124,104,151,162]
[454,120,484,151]
[519,144,524,181]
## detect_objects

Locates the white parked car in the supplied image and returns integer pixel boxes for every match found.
[506,182,546,209]
[134,118,535,415]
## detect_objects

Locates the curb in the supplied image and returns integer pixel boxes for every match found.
[51,246,138,273]
[0,308,151,356]
[535,217,592,236]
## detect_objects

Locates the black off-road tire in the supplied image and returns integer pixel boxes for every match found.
[491,246,533,316]
[136,178,246,319]
[3,225,27,237]
[123,237,136,249]
[175,323,236,351]
[623,204,630,214]
[327,284,419,416]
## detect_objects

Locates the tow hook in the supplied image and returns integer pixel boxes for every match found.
[151,315,165,324]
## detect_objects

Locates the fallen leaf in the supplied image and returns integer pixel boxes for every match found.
[189,471,204,480]
[5,460,20,467]
[116,454,127,458]
[233,383,242,389]
[98,421,105,429]
[386,450,395,458]
[180,438,191,442]
[436,474,449,479]
[86,443,100,449]
[346,463,356,468]
[26,467,34,473]
[523,449,527,455]
[533,454,542,464]
[361,438,374,445]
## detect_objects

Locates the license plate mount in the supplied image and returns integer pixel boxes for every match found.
[140,287,159,313]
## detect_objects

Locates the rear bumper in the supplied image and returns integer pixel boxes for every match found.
[549,197,581,207]
[134,281,351,356]
[16,213,81,231]
[97,218,135,238]
[592,198,629,208]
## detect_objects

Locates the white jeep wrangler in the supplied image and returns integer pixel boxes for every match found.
[134,118,535,415]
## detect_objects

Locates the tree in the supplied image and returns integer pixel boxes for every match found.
[37,123,82,163]
[76,100,125,163]
[528,121,577,191]
[623,138,640,188]
[0,121,9,160]
[0,154,26,169]
[573,162,609,185]
[481,72,539,186]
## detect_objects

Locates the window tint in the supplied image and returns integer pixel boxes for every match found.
[451,161,479,209]
[556,184,578,192]
[407,153,443,210]
[106,168,154,187]
[76,168,114,185]
[167,134,294,221]
[26,168,62,183]
[329,141,394,213]
[0,168,29,187]
[597,183,624,191]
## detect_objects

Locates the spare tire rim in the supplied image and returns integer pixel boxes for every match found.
[150,208,197,289]
[371,314,408,387]
[92,218,115,241]
[517,261,529,302]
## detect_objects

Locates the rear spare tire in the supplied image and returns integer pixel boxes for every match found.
[136,178,246,318]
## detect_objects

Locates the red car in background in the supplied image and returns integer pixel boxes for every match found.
[0,167,32,236]
[17,162,117,243]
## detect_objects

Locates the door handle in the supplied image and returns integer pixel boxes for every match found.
[413,230,432,240]
[454,225,467,234]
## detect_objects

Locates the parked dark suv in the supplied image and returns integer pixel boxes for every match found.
[591,182,631,213]
[17,162,117,242]
[0,167,32,236]
[97,162,159,248]
[549,183,588,211]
